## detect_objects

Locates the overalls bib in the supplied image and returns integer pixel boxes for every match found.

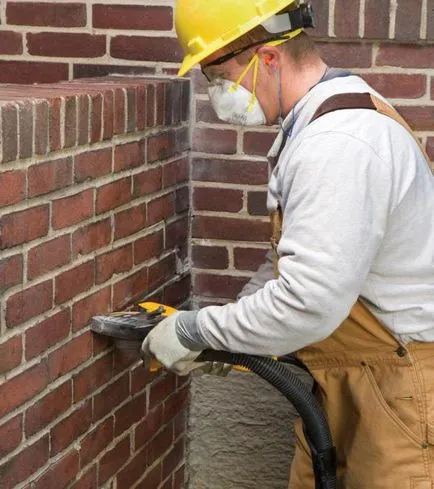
[270,93,434,489]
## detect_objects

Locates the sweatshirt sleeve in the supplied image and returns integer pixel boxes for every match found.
[193,131,394,356]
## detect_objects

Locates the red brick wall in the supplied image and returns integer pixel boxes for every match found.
[0,76,190,489]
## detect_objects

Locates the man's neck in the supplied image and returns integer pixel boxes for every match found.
[280,58,329,117]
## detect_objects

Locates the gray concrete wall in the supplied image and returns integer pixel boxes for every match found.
[186,369,313,489]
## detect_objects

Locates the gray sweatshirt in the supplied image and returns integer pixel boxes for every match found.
[180,74,434,355]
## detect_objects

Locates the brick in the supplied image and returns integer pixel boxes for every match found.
[148,193,175,225]
[364,0,390,38]
[0,335,22,375]
[93,5,172,30]
[174,465,185,489]
[25,309,71,360]
[396,106,434,131]
[48,331,93,381]
[193,128,237,154]
[0,60,68,84]
[1,103,18,163]
[115,140,145,172]
[103,90,114,140]
[49,97,62,151]
[133,167,162,197]
[28,32,106,58]
[55,261,95,304]
[114,87,126,135]
[52,189,94,230]
[149,373,177,410]
[113,267,148,310]
[77,94,90,145]
[18,100,33,159]
[134,231,164,265]
[34,100,49,156]
[7,2,86,27]
[148,131,176,163]
[0,435,49,489]
[175,126,190,153]
[427,138,434,160]
[90,93,103,143]
[193,157,268,185]
[75,148,112,183]
[96,245,133,283]
[96,177,132,214]
[72,287,111,332]
[0,361,48,418]
[135,406,165,449]
[147,84,156,128]
[69,466,97,489]
[137,463,162,489]
[137,85,147,131]
[126,87,137,132]
[163,439,184,481]
[195,99,221,124]
[192,245,229,270]
[72,218,112,256]
[163,157,189,188]
[0,253,23,293]
[195,273,249,299]
[25,380,72,437]
[164,275,191,306]
[73,353,113,403]
[376,44,434,68]
[116,446,149,489]
[317,42,372,68]
[33,449,79,489]
[99,435,131,484]
[176,186,189,213]
[114,204,147,241]
[111,36,183,62]
[428,0,434,40]
[149,254,176,290]
[193,187,243,212]
[362,73,427,99]
[50,400,92,455]
[243,131,277,156]
[0,31,22,54]
[164,385,189,422]
[28,156,72,198]
[248,190,268,216]
[0,415,22,459]
[131,363,159,396]
[80,418,114,468]
[166,216,189,250]
[334,0,360,38]
[93,373,130,421]
[193,216,270,241]
[234,247,268,271]
[0,170,25,207]
[28,234,71,280]
[114,394,146,436]
[0,204,49,249]
[6,280,53,328]
[65,96,77,148]
[395,0,422,41]
[147,423,173,467]
[156,84,165,126]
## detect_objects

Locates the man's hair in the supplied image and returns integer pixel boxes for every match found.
[224,27,317,65]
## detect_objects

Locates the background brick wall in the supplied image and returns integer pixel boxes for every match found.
[0,76,191,489]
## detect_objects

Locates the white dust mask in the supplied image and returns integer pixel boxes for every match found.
[208,55,266,126]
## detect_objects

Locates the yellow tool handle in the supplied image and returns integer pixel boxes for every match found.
[139,302,252,374]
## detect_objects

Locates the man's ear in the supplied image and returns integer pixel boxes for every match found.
[257,46,282,72]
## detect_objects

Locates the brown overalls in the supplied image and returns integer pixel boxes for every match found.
[270,94,434,489]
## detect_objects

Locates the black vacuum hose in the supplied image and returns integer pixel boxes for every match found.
[198,350,337,489]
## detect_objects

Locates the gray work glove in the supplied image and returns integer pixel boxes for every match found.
[141,311,232,377]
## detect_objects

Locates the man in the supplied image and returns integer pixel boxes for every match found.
[143,1,434,487]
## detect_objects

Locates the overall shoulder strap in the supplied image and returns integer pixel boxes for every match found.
[310,92,433,173]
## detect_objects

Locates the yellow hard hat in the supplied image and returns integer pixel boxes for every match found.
[176,0,310,77]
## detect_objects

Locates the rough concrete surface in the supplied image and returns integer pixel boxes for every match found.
[187,369,313,489]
